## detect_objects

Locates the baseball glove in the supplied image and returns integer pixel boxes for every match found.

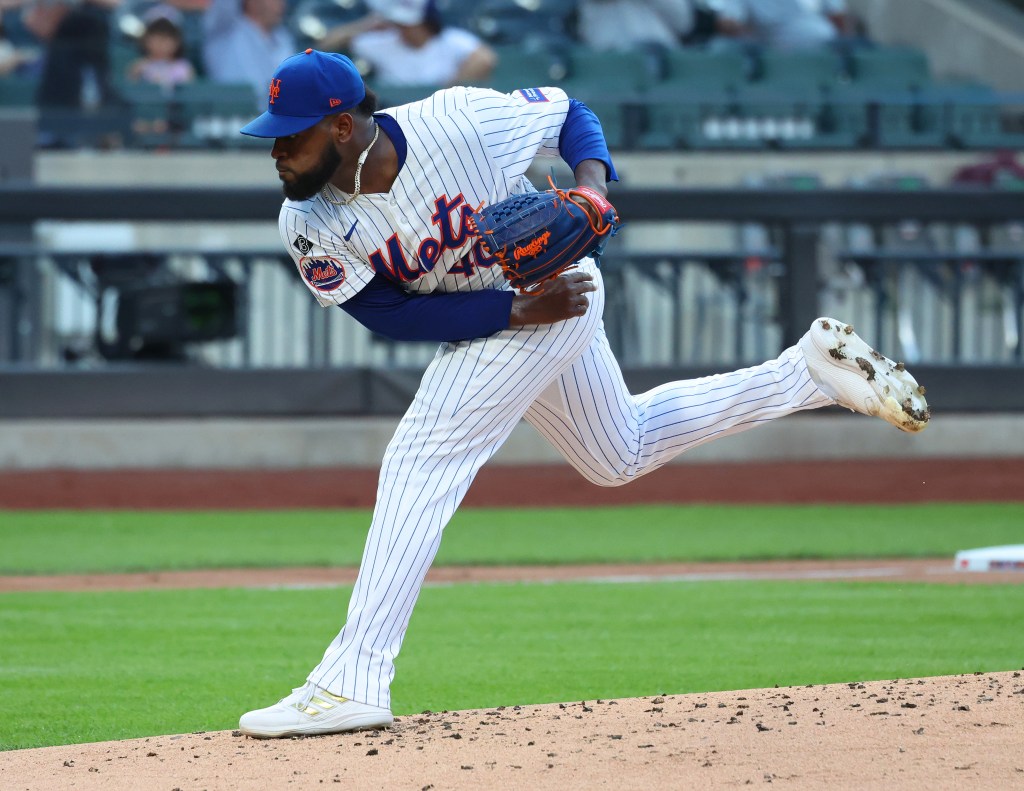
[467,183,620,292]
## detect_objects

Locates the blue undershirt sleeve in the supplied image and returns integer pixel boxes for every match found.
[558,98,620,182]
[339,274,515,342]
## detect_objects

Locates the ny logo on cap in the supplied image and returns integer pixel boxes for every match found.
[269,79,282,104]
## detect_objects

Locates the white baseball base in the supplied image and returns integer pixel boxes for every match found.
[953,545,1024,572]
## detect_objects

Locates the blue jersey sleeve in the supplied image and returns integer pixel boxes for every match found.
[559,98,619,182]
[340,275,515,342]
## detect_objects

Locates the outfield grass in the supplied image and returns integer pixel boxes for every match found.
[2,503,1023,574]
[1,580,1022,750]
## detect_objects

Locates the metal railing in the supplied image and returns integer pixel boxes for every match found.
[1,185,1022,415]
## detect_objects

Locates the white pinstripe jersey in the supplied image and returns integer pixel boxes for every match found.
[279,86,571,305]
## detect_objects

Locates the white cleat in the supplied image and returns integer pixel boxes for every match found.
[798,317,930,433]
[239,683,393,738]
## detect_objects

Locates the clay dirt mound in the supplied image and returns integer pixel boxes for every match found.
[2,672,1021,790]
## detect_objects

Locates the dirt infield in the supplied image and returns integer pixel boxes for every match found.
[2,457,1023,509]
[2,558,1022,593]
[2,672,1021,790]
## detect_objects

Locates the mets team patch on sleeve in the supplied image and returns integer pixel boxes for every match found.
[518,88,548,103]
[300,256,346,293]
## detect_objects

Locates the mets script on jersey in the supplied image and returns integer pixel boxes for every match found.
[278,86,574,305]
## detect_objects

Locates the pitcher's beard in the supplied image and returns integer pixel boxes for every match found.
[282,142,342,201]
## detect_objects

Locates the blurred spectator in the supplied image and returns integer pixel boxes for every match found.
[577,0,696,52]
[0,12,24,75]
[799,0,857,37]
[127,7,195,91]
[708,0,838,50]
[320,0,496,87]
[1,9,42,75]
[952,151,1024,188]
[202,0,293,102]
[22,0,120,108]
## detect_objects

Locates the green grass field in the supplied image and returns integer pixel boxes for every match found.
[2,503,1022,751]
[2,503,1023,573]
[2,581,1022,751]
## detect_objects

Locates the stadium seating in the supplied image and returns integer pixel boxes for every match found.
[171,81,260,148]
[555,47,657,149]
[486,44,567,93]
[115,80,173,148]
[849,47,932,93]
[0,78,36,107]
[873,96,947,149]
[832,47,939,149]
[659,47,748,92]
[938,84,1024,150]
[756,48,845,92]
[639,49,744,149]
[6,0,1019,156]
[559,47,654,96]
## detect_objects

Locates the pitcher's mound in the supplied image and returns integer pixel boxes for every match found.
[2,672,1021,790]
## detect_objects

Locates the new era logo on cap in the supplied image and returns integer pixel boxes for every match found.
[241,49,366,139]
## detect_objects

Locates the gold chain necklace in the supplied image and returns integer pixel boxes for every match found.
[322,121,380,206]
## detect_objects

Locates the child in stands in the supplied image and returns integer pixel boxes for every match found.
[128,10,194,91]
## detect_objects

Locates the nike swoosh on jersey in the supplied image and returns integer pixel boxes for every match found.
[343,220,359,241]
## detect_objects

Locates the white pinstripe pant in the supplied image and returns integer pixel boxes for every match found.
[307,261,833,707]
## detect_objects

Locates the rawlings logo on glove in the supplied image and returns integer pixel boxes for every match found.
[467,181,620,292]
[514,231,552,260]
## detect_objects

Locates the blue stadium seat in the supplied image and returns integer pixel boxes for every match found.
[873,95,947,149]
[755,48,845,92]
[936,84,1024,150]
[556,47,656,148]
[803,95,869,149]
[732,87,828,149]
[0,77,36,107]
[559,46,654,97]
[114,80,173,147]
[486,45,566,93]
[172,81,260,148]
[657,48,747,93]
[850,47,932,93]
[639,50,749,149]
[732,49,856,149]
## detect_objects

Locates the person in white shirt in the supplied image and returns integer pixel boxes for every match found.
[577,0,696,52]
[203,0,295,106]
[319,0,495,87]
[799,0,860,37]
[709,0,839,50]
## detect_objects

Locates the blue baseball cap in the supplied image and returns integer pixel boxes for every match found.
[240,49,366,138]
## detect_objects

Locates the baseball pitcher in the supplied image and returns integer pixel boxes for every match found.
[236,50,929,737]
